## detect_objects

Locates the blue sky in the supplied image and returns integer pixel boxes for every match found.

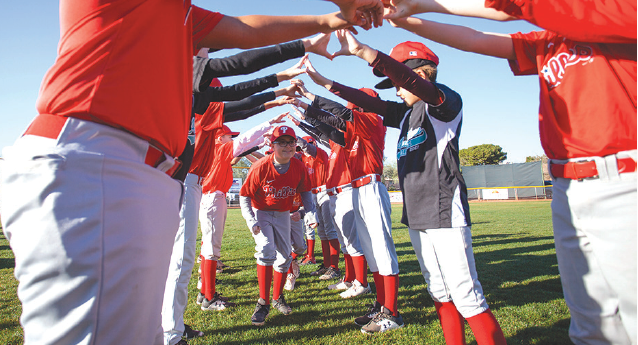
[0,1,545,164]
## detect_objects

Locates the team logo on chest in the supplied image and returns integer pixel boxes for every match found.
[262,185,297,199]
[397,127,426,159]
[541,43,594,90]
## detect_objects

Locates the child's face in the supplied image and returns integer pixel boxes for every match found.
[395,86,420,107]
[272,135,296,163]
[218,134,233,144]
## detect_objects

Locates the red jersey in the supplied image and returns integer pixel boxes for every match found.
[509,30,636,159]
[290,194,303,213]
[345,110,386,179]
[240,155,311,212]
[301,148,329,188]
[189,102,224,177]
[35,1,223,157]
[325,140,352,189]
[201,141,234,194]
[486,0,636,43]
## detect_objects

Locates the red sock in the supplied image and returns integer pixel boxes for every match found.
[343,254,354,282]
[321,240,331,267]
[435,301,466,345]
[203,259,217,300]
[287,253,297,274]
[328,239,340,269]
[306,239,315,259]
[200,259,207,295]
[292,252,298,260]
[272,270,286,301]
[382,274,399,316]
[372,271,385,306]
[352,255,368,287]
[466,309,507,345]
[257,264,273,303]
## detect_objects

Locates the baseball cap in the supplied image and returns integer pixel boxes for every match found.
[210,78,222,88]
[373,41,439,89]
[218,125,239,138]
[347,88,379,110]
[302,136,315,144]
[270,125,296,143]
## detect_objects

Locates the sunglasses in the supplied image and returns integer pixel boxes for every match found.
[274,140,296,147]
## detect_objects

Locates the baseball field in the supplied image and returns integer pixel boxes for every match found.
[0,200,571,344]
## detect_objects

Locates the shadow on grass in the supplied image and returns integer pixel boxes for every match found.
[0,258,15,270]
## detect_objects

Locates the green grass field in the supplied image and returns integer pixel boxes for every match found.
[0,201,570,344]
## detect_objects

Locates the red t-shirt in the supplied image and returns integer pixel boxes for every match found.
[301,147,329,188]
[326,140,352,189]
[509,30,636,159]
[240,155,311,212]
[189,102,224,177]
[346,110,386,179]
[202,141,234,194]
[36,1,223,157]
[485,0,636,43]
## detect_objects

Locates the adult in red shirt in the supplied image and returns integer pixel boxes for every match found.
[240,126,318,326]
[0,2,379,344]
[385,1,636,343]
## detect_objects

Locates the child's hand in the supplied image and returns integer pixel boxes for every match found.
[251,225,261,235]
[277,55,308,82]
[303,34,334,60]
[332,29,365,58]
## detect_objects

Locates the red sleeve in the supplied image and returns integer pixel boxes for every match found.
[239,163,259,197]
[485,0,637,43]
[297,161,312,193]
[191,7,224,54]
[507,31,548,76]
[200,102,224,131]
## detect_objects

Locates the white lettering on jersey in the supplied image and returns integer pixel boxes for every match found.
[541,43,594,90]
[262,185,297,199]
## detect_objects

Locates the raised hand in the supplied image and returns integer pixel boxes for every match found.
[277,54,308,82]
[290,79,314,100]
[275,84,302,98]
[332,29,365,58]
[269,112,289,124]
[331,0,385,28]
[289,105,307,121]
[302,58,333,90]
[382,0,419,20]
[303,33,334,60]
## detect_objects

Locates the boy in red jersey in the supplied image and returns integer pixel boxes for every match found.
[383,1,636,342]
[240,125,317,326]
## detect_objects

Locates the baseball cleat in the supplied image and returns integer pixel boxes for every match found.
[319,267,340,280]
[299,256,316,265]
[340,279,371,298]
[360,307,404,334]
[328,276,353,290]
[284,273,297,291]
[271,295,292,315]
[183,324,204,339]
[354,301,382,326]
[251,298,270,326]
[200,292,235,311]
[310,264,327,276]
[196,292,205,305]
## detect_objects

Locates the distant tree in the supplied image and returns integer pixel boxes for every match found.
[383,160,399,191]
[232,157,251,181]
[459,144,507,166]
[526,154,550,181]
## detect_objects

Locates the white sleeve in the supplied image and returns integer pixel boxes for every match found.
[232,121,272,157]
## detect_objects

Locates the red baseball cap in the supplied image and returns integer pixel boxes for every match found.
[270,125,296,143]
[373,41,439,89]
[347,88,379,110]
[210,78,222,88]
[302,135,315,144]
[218,125,239,138]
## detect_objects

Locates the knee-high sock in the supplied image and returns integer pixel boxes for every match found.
[435,301,466,345]
[466,309,507,345]
[200,259,207,295]
[287,253,298,274]
[203,259,217,301]
[328,239,340,270]
[272,270,286,301]
[321,240,331,268]
[257,264,273,303]
[306,239,315,259]
[343,254,354,282]
[372,271,385,306]
[382,274,399,316]
[352,255,368,287]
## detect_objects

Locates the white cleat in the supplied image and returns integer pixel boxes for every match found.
[340,279,371,299]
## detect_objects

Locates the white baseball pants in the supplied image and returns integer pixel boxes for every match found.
[409,226,489,318]
[1,118,182,345]
[162,173,202,345]
[309,190,338,241]
[550,151,636,345]
[329,186,363,256]
[352,181,398,275]
[199,191,227,261]
[253,209,293,273]
[290,214,307,255]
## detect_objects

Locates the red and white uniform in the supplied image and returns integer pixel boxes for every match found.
[501,6,637,343]
[1,2,221,344]
[301,146,336,241]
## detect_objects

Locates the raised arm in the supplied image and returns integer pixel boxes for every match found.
[382,0,515,21]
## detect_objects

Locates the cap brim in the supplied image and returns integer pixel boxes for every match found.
[375,78,394,89]
[230,131,240,138]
